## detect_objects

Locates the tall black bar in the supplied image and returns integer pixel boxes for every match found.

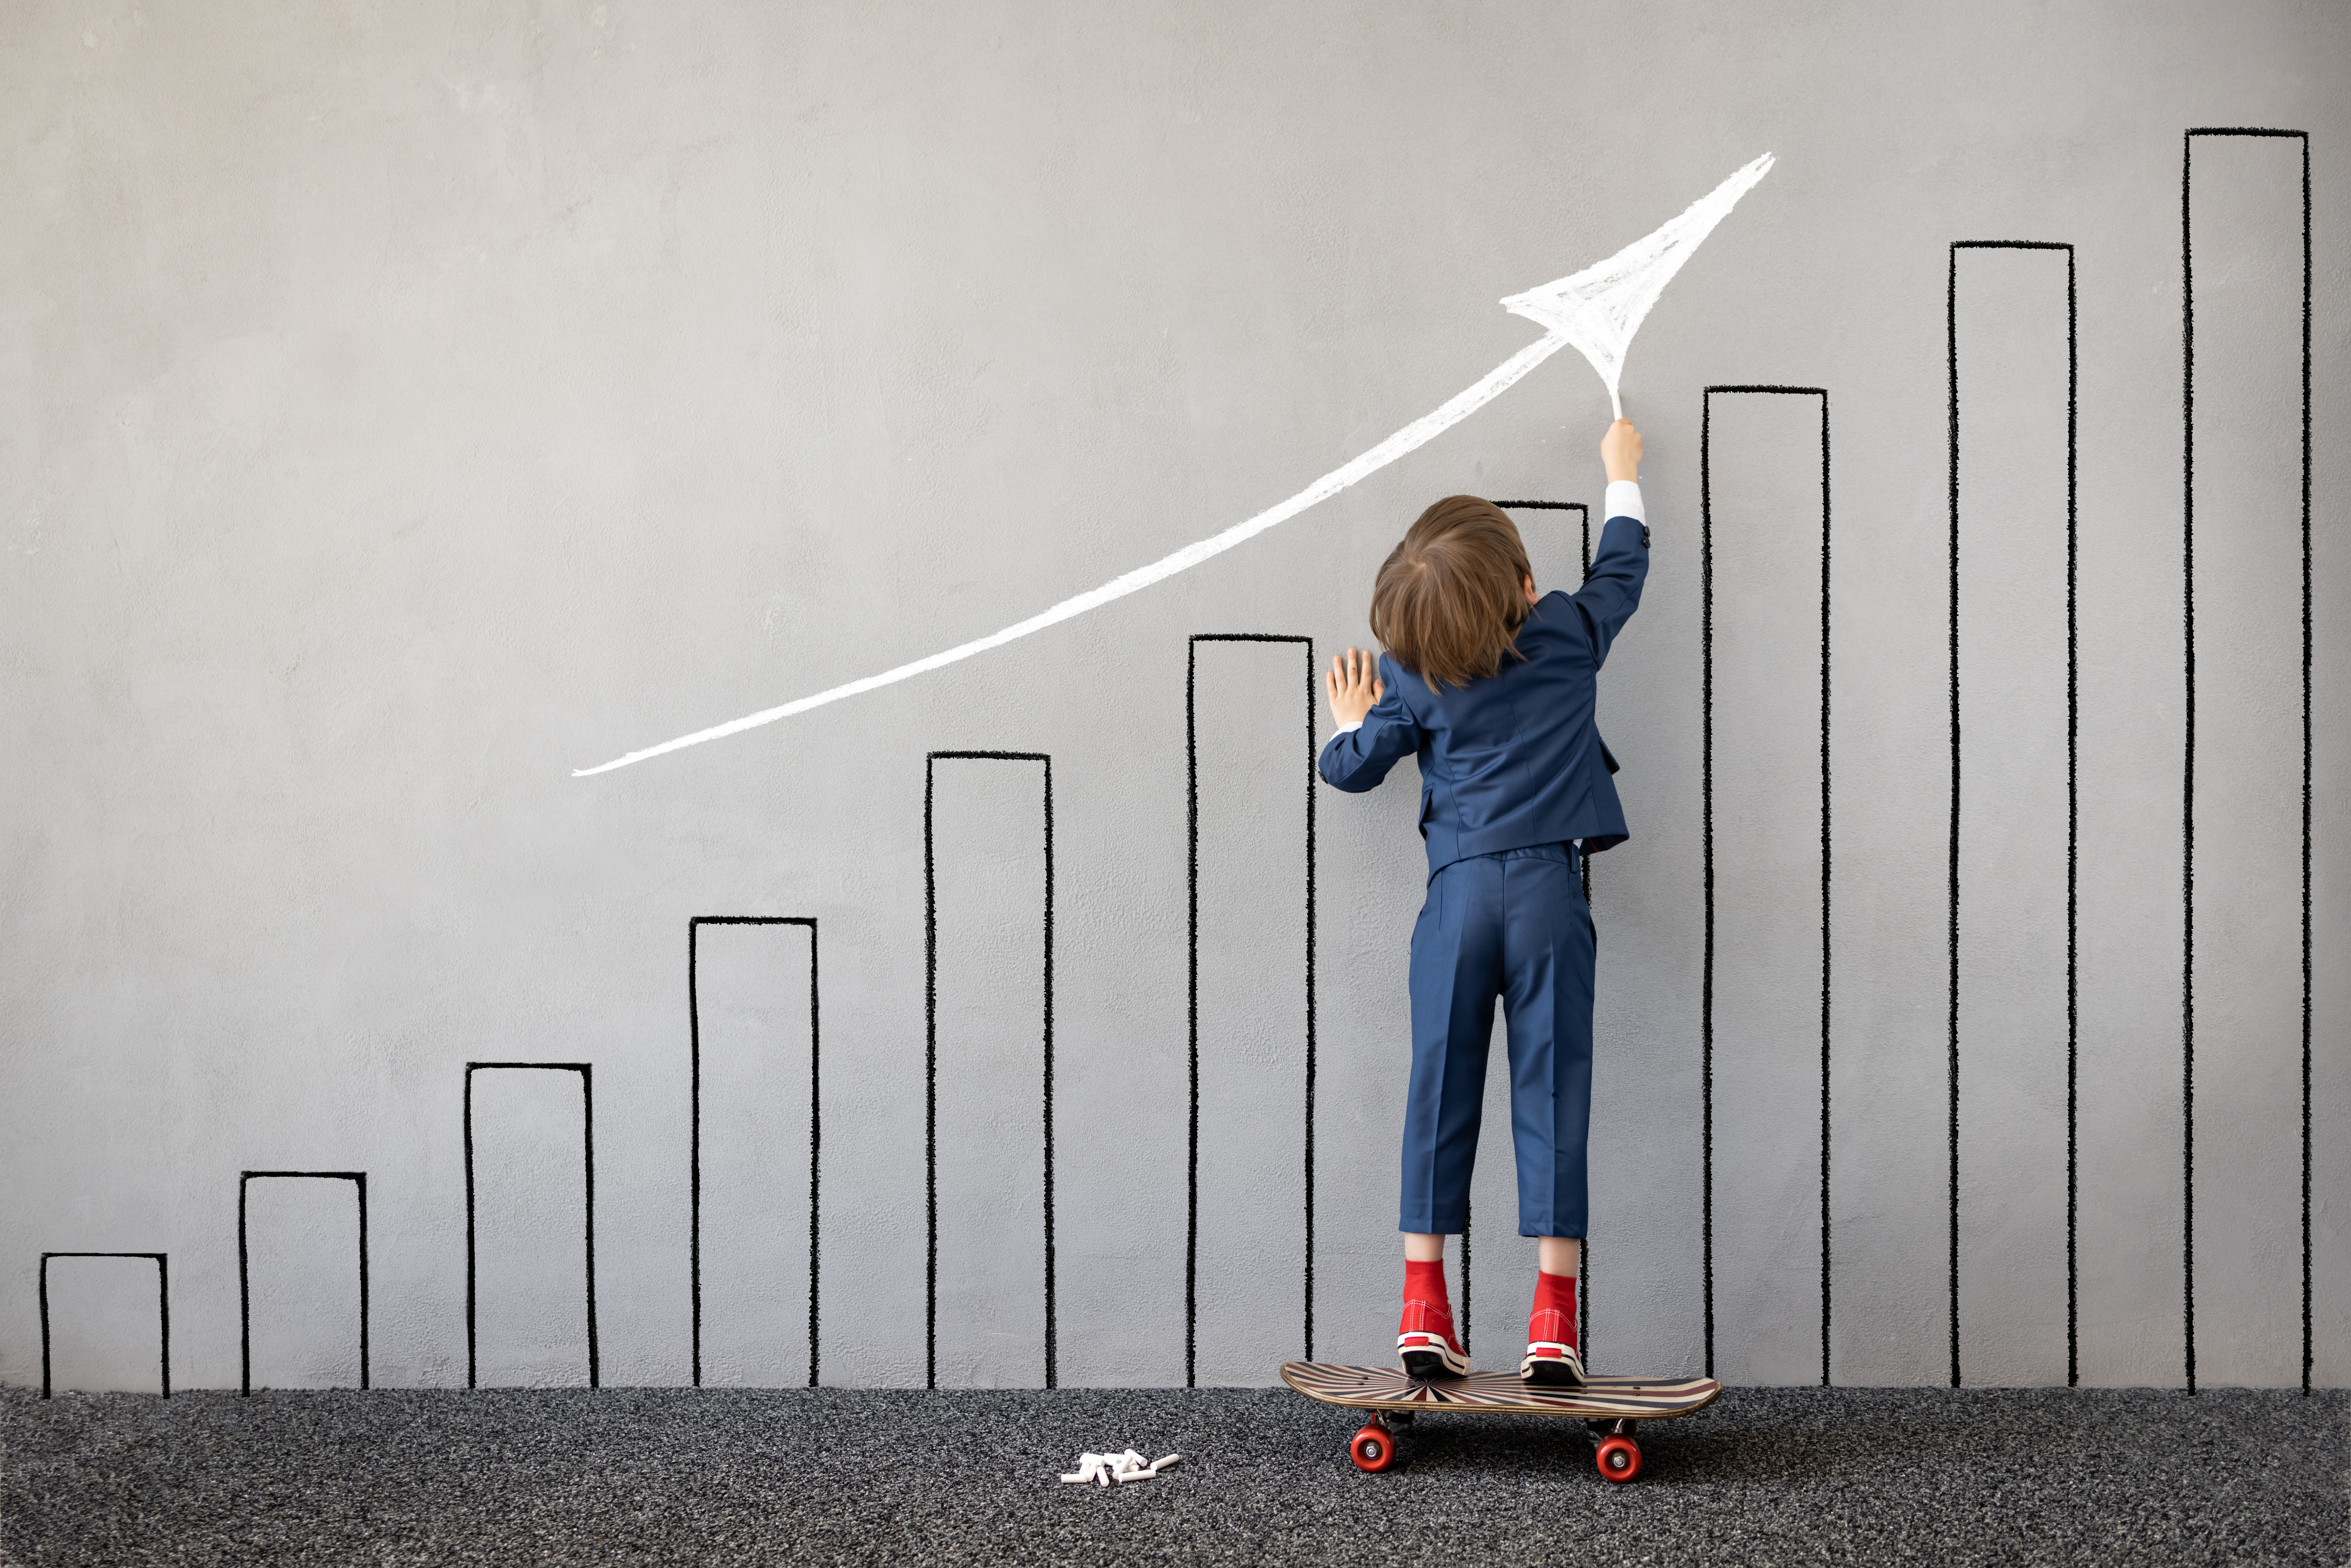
[925,750,1057,1389]
[1945,241,2079,1389]
[2180,126,2313,1396]
[1699,385,1832,1385]
[1493,499,1597,1356]
[1185,634,1318,1384]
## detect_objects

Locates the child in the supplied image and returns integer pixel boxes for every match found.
[1320,417,1648,1385]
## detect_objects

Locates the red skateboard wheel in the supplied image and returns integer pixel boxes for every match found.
[1349,1423,1396,1473]
[1594,1434,1642,1483]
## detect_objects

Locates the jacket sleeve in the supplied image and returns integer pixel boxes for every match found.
[1317,655,1425,793]
[1570,513,1650,666]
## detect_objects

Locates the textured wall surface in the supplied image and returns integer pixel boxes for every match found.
[2,0,2343,1393]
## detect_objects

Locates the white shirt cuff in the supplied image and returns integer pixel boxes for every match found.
[1334,720,1363,735]
[1605,480,1645,524]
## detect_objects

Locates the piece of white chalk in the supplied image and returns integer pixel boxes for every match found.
[1061,1445,1180,1488]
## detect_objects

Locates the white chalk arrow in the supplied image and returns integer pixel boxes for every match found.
[1505,152,1776,419]
[574,153,1773,777]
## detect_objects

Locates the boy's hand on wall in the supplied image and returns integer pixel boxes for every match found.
[1327,648,1383,728]
[1602,418,1643,482]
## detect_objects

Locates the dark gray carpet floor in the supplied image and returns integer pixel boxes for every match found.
[2,1384,2343,1566]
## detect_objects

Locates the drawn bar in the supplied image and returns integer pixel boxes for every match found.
[1699,385,1832,1384]
[689,916,821,1388]
[2181,126,2313,1395]
[925,751,1057,1389]
[463,1062,599,1389]
[1185,635,1318,1384]
[1946,242,2079,1389]
[39,1252,169,1399]
[1488,502,1598,1355]
[238,1171,371,1395]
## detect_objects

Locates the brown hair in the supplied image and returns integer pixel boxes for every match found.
[1369,496,1533,690]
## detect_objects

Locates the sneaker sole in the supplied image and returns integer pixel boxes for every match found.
[1398,1333,1470,1379]
[1519,1344,1585,1386]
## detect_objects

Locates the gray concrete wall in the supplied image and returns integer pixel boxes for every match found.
[1,0,2343,1393]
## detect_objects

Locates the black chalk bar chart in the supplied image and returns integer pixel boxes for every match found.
[15,122,2331,1402]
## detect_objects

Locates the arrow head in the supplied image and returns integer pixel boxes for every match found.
[1501,152,1776,403]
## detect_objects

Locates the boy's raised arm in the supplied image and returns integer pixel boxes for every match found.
[1573,418,1650,663]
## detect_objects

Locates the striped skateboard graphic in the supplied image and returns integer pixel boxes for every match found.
[1279,1362,1722,1483]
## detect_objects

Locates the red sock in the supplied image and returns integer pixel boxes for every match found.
[1533,1269,1578,1349]
[1403,1259,1450,1306]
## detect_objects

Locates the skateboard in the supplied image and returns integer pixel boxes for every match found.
[1279,1361,1722,1483]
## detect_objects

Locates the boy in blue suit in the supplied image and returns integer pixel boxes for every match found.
[1320,417,1648,1385]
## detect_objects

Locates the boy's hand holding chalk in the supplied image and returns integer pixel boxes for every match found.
[1602,418,1643,483]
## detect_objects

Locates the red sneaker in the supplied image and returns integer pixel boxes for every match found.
[1398,1295,1470,1379]
[1520,1306,1585,1387]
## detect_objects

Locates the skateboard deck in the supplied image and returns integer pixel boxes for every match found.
[1279,1361,1722,1483]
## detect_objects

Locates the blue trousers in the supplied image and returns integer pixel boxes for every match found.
[1398,843,1593,1238]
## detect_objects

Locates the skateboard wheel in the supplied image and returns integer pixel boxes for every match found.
[1349,1423,1396,1473]
[1594,1434,1642,1483]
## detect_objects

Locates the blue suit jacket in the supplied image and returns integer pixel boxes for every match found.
[1319,512,1649,878]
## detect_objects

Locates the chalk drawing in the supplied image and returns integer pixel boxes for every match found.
[573,156,1773,776]
[1699,385,1833,1384]
[1503,155,1776,419]
[238,1171,371,1394]
[924,752,1058,1390]
[687,916,821,1389]
[1183,633,1318,1384]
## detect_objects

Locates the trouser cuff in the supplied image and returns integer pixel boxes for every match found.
[1398,1204,1469,1236]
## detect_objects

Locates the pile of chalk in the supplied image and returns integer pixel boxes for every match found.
[1059,1450,1180,1486]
